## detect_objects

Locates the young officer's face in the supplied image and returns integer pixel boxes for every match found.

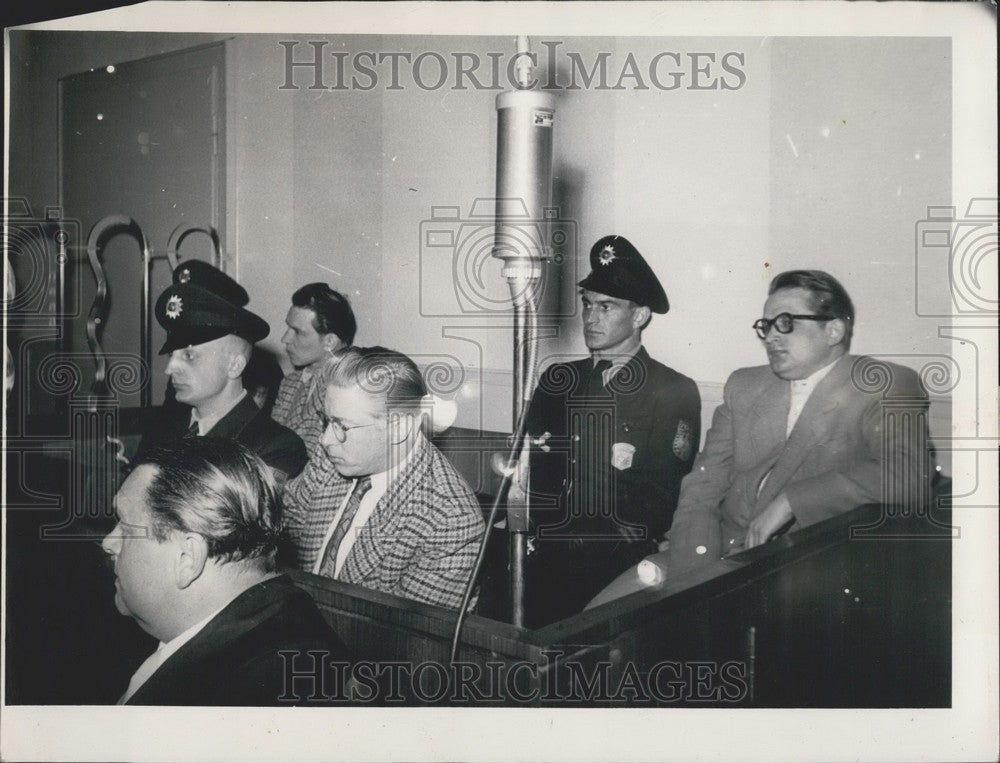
[581,289,645,354]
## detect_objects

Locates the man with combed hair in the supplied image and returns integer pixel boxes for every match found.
[666,269,931,578]
[273,282,357,453]
[136,282,307,485]
[103,438,349,706]
[283,346,485,610]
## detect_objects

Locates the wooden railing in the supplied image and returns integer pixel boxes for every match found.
[290,502,953,707]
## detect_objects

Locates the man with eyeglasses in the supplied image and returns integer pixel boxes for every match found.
[665,269,930,578]
[281,346,485,609]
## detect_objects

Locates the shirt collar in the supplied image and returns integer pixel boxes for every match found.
[593,345,641,371]
[190,389,247,434]
[789,357,840,395]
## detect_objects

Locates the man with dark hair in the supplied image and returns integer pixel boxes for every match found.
[666,269,930,578]
[282,346,485,610]
[102,438,349,706]
[524,234,701,625]
[136,281,307,486]
[273,283,358,452]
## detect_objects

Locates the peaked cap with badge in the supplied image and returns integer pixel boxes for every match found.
[577,234,669,314]
[155,283,269,355]
[172,259,250,307]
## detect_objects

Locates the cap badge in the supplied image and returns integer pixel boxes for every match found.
[178,268,191,283]
[598,245,616,266]
[165,294,183,320]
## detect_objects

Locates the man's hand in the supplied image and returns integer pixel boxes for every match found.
[745,493,794,549]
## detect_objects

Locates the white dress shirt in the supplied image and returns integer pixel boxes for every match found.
[786,358,839,436]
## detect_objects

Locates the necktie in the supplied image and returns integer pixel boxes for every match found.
[184,420,199,438]
[318,476,373,578]
[587,359,612,397]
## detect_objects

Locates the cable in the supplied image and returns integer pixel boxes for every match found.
[448,284,540,666]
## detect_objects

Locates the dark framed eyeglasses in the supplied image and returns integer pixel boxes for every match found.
[318,412,378,443]
[752,313,834,339]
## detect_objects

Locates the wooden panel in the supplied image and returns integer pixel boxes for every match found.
[295,504,952,707]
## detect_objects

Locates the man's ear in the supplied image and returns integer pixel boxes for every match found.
[321,334,344,354]
[174,533,209,589]
[632,305,651,330]
[227,351,248,379]
[826,318,847,346]
[386,410,416,445]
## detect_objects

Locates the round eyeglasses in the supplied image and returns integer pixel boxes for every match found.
[318,412,378,443]
[752,312,834,340]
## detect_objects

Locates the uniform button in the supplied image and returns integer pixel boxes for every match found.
[695,545,707,555]
[623,423,631,432]
[573,435,581,442]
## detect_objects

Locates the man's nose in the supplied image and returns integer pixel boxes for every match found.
[281,328,293,345]
[101,525,121,556]
[164,355,179,375]
[583,310,597,325]
[321,424,336,448]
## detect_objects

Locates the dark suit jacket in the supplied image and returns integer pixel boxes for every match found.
[125,575,349,706]
[667,355,931,577]
[524,347,701,623]
[136,394,307,483]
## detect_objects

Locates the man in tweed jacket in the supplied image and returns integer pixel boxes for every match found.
[273,283,357,454]
[282,347,485,610]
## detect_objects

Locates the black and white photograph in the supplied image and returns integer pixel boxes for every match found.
[2,2,997,761]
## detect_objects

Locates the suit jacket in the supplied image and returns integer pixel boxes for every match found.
[283,433,486,609]
[667,355,931,577]
[523,347,700,624]
[125,575,349,706]
[136,394,308,484]
[272,368,325,455]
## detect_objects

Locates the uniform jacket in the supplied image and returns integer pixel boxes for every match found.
[522,347,700,625]
[667,354,931,577]
[125,575,349,706]
[527,347,701,542]
[283,433,486,610]
[136,394,308,484]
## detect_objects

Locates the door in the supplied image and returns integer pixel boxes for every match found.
[59,41,225,409]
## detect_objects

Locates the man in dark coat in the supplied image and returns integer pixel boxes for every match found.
[524,235,701,625]
[136,281,307,486]
[103,438,349,706]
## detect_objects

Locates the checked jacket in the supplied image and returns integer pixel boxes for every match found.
[283,433,485,610]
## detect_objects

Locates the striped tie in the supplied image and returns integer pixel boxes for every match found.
[184,420,199,438]
[318,476,372,578]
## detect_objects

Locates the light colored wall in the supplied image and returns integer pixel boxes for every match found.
[10,33,952,459]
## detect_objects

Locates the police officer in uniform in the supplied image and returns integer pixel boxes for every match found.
[162,260,284,413]
[135,281,307,487]
[524,234,701,626]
